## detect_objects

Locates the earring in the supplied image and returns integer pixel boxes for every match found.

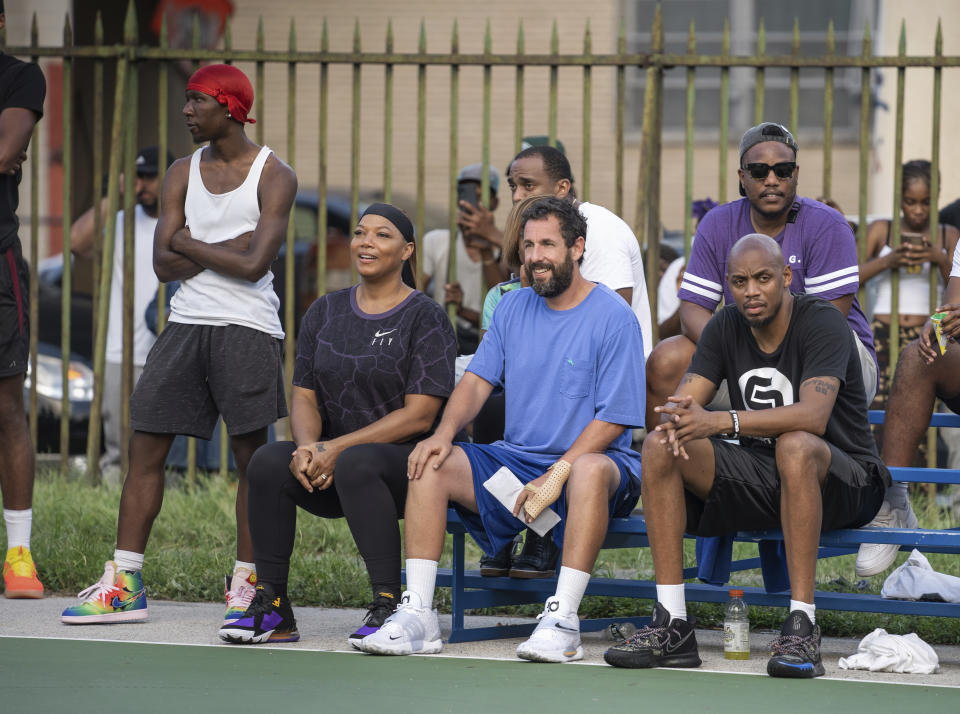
[226,111,232,118]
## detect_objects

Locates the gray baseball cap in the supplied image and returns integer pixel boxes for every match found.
[457,163,500,193]
[738,122,799,163]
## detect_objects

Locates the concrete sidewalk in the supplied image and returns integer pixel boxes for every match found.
[2,595,958,686]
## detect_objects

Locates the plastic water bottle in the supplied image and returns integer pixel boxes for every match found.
[723,589,750,660]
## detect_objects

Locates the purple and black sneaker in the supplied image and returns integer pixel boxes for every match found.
[219,582,300,644]
[348,593,397,649]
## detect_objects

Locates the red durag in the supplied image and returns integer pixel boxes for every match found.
[186,64,256,124]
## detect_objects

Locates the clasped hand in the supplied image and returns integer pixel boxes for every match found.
[653,395,724,459]
[289,441,339,492]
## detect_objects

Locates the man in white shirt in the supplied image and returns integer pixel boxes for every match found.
[506,145,653,357]
[71,147,173,478]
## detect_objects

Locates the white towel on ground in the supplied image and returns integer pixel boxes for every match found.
[838,628,940,674]
[881,549,960,603]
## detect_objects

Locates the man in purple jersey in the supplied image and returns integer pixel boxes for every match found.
[644,122,877,431]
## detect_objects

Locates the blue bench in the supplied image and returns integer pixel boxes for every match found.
[431,410,960,643]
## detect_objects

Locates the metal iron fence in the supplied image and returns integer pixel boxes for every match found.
[6,3,958,481]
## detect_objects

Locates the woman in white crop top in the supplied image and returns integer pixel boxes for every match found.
[859,159,960,419]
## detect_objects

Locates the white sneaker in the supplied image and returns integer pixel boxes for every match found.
[358,591,443,655]
[855,500,919,577]
[516,597,583,663]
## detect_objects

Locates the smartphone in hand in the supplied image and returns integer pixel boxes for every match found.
[457,182,480,210]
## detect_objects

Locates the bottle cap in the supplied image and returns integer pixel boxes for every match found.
[729,589,744,597]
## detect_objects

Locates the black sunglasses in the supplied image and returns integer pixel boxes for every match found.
[742,162,797,181]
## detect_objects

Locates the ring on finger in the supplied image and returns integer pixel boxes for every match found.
[319,473,328,481]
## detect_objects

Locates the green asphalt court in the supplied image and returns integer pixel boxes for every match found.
[2,636,958,714]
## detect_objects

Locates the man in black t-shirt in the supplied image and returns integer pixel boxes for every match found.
[605,234,889,679]
[0,5,47,601]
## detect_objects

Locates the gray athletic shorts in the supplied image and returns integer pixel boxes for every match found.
[130,322,287,439]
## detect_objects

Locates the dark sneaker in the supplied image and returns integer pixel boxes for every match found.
[218,583,300,644]
[480,544,513,577]
[767,610,825,678]
[348,592,397,649]
[509,531,560,579]
[603,602,701,669]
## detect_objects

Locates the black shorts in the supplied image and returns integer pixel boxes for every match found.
[130,322,288,439]
[684,438,886,537]
[0,244,29,377]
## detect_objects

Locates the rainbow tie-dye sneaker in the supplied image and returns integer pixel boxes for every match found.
[61,561,148,624]
[223,568,257,625]
[3,546,45,599]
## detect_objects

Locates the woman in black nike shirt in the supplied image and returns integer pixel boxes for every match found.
[223,203,456,647]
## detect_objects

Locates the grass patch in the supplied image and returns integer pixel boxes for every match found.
[13,466,960,643]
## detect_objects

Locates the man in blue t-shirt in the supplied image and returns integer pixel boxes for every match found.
[358,196,645,663]
[644,122,877,431]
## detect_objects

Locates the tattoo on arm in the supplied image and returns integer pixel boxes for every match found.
[680,374,696,385]
[314,443,325,453]
[805,378,838,396]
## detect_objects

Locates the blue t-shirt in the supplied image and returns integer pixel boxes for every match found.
[467,283,645,465]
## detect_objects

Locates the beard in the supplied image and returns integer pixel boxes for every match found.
[137,193,158,214]
[529,252,575,298]
[745,312,775,329]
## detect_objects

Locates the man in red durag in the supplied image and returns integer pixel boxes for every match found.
[62,65,298,636]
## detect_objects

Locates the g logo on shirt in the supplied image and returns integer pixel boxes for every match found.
[738,368,794,411]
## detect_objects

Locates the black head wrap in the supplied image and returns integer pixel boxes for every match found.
[361,203,415,242]
[359,203,418,288]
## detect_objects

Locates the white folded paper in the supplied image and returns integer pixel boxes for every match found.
[482,466,561,537]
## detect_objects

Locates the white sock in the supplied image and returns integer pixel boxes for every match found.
[656,583,687,621]
[790,599,816,624]
[884,482,910,511]
[553,566,591,616]
[404,558,438,607]
[113,549,144,573]
[233,560,256,576]
[3,508,32,550]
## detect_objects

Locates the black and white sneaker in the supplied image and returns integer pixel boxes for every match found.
[218,582,300,644]
[348,592,397,649]
[603,602,701,669]
[767,610,825,678]
[516,596,583,663]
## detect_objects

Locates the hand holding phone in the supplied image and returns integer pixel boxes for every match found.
[457,181,480,210]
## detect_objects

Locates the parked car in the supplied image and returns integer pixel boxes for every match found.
[25,342,96,454]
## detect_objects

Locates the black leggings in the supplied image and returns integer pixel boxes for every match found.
[247,440,412,596]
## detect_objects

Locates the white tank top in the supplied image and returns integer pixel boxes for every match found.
[873,241,942,316]
[169,145,283,338]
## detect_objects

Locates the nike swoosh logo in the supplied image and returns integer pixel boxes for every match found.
[389,634,402,640]
[664,628,693,653]
[110,591,143,610]
[554,624,579,633]
[374,329,397,337]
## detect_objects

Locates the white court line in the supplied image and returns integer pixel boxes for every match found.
[1,634,955,689]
